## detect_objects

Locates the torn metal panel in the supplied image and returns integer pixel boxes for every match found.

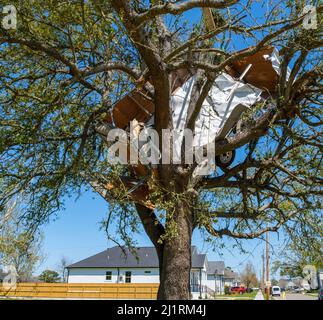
[263,47,291,80]
[171,72,263,148]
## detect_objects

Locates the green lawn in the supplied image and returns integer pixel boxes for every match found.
[306,292,318,297]
[214,291,257,300]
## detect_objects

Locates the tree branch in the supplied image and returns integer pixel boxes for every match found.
[205,210,298,239]
[135,204,165,258]
[0,37,102,94]
[82,62,141,80]
[134,0,239,25]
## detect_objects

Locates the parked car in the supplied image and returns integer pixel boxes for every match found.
[318,288,323,301]
[230,286,247,294]
[271,286,281,297]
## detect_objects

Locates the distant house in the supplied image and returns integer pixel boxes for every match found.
[280,271,323,290]
[224,267,240,288]
[67,246,230,298]
[286,280,297,290]
[284,278,311,291]
[278,278,289,289]
[0,269,5,283]
[318,270,323,288]
[205,261,225,294]
[291,276,311,291]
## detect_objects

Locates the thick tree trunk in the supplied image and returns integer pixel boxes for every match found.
[157,202,193,300]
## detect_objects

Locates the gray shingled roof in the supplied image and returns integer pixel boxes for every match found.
[67,246,206,269]
[224,267,238,279]
[207,261,225,275]
[0,269,6,281]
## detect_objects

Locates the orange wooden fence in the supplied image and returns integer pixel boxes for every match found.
[0,283,159,299]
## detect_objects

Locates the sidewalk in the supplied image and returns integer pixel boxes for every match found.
[254,290,264,300]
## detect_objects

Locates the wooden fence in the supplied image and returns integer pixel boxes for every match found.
[0,283,159,299]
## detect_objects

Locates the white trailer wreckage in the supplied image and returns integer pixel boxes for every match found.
[93,45,291,209]
[85,7,297,209]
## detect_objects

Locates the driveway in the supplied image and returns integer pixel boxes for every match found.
[274,293,317,300]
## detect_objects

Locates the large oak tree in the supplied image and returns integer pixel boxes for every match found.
[0,1,322,299]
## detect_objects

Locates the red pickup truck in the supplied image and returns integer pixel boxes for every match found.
[230,286,247,294]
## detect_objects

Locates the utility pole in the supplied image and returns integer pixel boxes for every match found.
[266,228,270,300]
[262,251,265,292]
[259,270,262,290]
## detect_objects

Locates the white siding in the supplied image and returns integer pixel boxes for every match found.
[67,265,223,299]
[224,279,239,287]
[67,268,159,284]
[205,276,225,294]
[318,271,323,288]
[190,266,214,298]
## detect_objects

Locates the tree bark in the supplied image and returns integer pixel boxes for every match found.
[157,201,193,300]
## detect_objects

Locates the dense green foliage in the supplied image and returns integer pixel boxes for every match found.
[39,269,60,283]
[0,0,322,256]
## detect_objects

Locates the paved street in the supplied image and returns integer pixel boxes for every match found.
[274,293,317,300]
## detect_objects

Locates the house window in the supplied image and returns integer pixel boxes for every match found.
[105,271,112,281]
[125,271,132,283]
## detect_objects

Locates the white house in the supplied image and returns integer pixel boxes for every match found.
[224,267,240,288]
[67,246,228,298]
[318,270,323,288]
[205,261,225,294]
[0,269,5,283]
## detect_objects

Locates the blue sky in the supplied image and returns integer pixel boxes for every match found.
[36,2,291,279]
[37,188,284,279]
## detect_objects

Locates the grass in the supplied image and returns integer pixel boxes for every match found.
[214,291,257,300]
[306,292,318,297]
